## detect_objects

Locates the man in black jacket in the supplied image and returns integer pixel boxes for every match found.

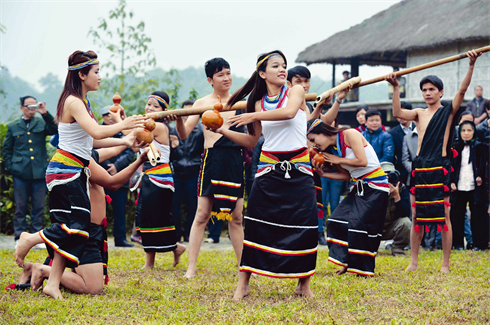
[380,163,411,256]
[170,100,204,242]
[389,101,414,184]
[99,106,135,247]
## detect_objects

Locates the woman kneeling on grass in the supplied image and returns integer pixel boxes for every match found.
[307,119,389,277]
[211,50,318,300]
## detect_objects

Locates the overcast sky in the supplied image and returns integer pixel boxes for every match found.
[1,0,399,92]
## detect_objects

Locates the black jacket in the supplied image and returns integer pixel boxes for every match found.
[389,124,412,183]
[98,124,135,189]
[170,124,204,179]
[451,141,488,204]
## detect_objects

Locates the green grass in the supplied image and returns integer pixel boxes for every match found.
[1,249,489,324]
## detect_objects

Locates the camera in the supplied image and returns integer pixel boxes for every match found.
[27,104,39,110]
[387,170,400,186]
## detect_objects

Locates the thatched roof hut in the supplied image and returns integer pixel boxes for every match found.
[297,0,490,68]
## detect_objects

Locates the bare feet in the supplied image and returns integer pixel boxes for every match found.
[43,283,63,300]
[440,266,450,274]
[406,263,418,272]
[184,270,197,279]
[14,232,37,267]
[335,266,348,275]
[18,262,33,284]
[172,243,186,267]
[295,286,314,298]
[31,263,46,291]
[142,264,154,270]
[232,284,251,301]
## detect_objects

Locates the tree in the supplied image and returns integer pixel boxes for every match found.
[88,0,164,115]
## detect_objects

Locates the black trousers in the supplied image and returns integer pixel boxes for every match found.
[450,190,488,250]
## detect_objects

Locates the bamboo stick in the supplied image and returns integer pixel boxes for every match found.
[147,145,156,166]
[314,77,362,108]
[149,142,160,163]
[353,45,490,88]
[145,93,318,119]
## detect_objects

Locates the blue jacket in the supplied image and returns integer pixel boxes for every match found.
[362,128,394,163]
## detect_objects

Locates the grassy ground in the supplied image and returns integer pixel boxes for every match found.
[0,249,489,324]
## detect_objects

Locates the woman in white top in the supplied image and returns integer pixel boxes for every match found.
[211,50,317,300]
[14,50,145,300]
[450,120,488,250]
[307,119,389,277]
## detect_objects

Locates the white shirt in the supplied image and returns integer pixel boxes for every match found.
[457,146,475,191]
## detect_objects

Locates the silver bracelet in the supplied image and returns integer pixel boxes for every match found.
[336,98,342,104]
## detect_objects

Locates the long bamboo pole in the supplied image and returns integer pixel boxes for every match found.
[353,45,490,88]
[314,76,361,108]
[145,93,318,120]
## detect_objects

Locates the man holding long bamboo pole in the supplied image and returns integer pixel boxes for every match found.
[386,50,481,273]
[169,58,245,279]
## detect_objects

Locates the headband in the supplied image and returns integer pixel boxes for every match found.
[68,58,99,71]
[148,95,169,109]
[256,53,282,70]
[307,119,322,134]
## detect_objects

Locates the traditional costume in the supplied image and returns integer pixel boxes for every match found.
[325,130,389,277]
[240,85,318,278]
[132,139,177,253]
[41,99,96,268]
[411,101,454,232]
[198,112,245,221]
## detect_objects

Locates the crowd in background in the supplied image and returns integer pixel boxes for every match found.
[3,84,489,253]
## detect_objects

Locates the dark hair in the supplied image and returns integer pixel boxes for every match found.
[458,120,476,142]
[181,99,195,108]
[485,99,490,111]
[355,105,368,114]
[287,66,310,83]
[151,91,170,110]
[342,70,349,75]
[204,58,230,79]
[57,50,98,120]
[227,50,287,136]
[459,111,474,123]
[20,96,36,106]
[307,119,348,136]
[420,75,443,91]
[400,101,412,110]
[365,109,382,120]
[475,85,483,90]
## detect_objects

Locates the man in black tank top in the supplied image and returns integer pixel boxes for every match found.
[386,50,482,273]
[168,58,246,279]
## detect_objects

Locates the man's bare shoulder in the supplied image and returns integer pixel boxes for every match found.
[193,94,216,108]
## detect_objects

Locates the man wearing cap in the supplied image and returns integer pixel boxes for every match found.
[386,49,481,273]
[98,106,135,247]
[380,162,411,256]
[3,96,57,248]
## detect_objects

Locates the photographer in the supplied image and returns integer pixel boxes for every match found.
[3,96,57,248]
[380,162,411,256]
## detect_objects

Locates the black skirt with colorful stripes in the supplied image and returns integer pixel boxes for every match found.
[198,147,244,221]
[41,149,91,269]
[327,178,388,277]
[411,156,452,230]
[136,162,177,253]
[240,148,318,279]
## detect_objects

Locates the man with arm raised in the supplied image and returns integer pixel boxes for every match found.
[385,50,481,273]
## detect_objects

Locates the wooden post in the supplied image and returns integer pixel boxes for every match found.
[350,58,360,101]
[332,59,336,88]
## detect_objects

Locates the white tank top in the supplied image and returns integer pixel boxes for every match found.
[140,140,170,164]
[261,89,308,152]
[340,143,381,179]
[58,121,94,161]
